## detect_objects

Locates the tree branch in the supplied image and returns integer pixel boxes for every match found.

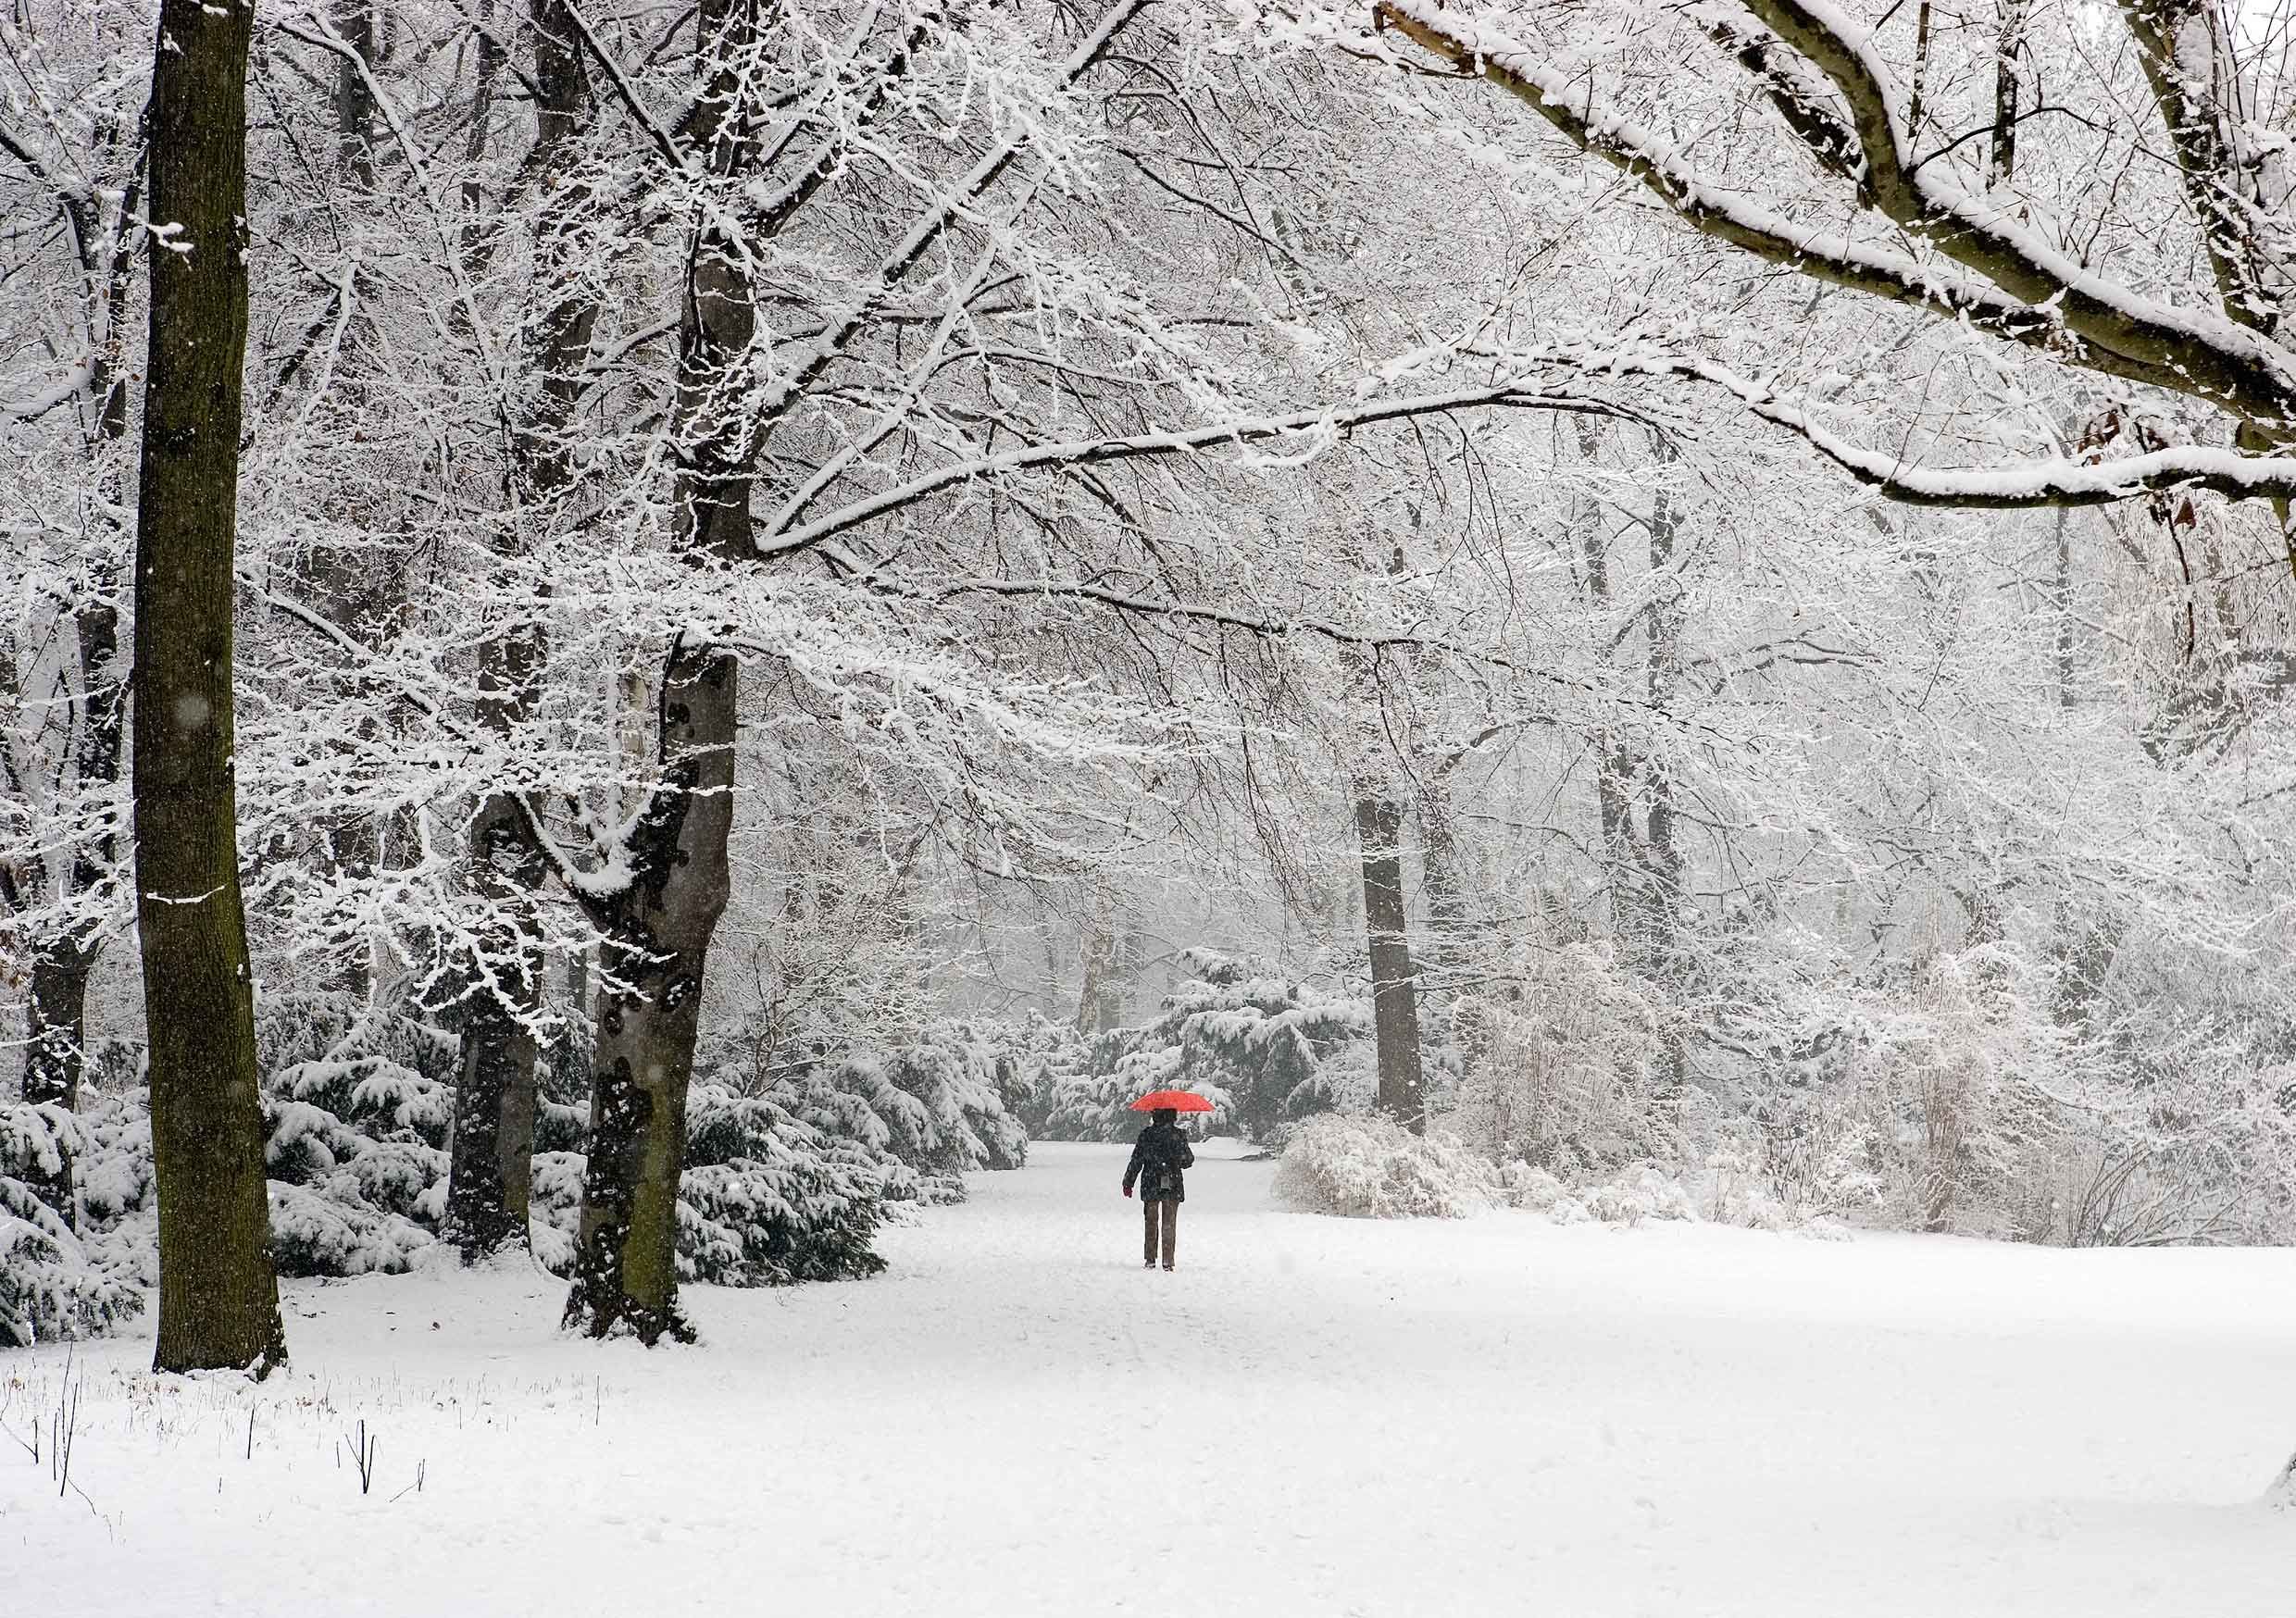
[1567,342,2296,505]
[1373,0,2296,423]
[754,381,1645,557]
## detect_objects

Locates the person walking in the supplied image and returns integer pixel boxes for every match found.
[1122,1106,1194,1271]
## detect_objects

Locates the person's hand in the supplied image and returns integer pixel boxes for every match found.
[1122,1183,1132,1198]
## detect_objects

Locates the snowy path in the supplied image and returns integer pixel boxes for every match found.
[6,1140,2295,1615]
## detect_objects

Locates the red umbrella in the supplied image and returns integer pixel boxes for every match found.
[1129,1089,1215,1114]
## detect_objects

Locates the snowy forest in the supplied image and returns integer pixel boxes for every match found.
[5,0,2296,1610]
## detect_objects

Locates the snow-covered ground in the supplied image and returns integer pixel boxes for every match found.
[6,1140,2293,1616]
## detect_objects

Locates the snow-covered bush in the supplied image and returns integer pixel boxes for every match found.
[670,1086,896,1285]
[993,1013,1093,1139]
[2024,1074,2296,1249]
[1441,940,1669,1175]
[262,1049,454,1276]
[1034,1026,1165,1142]
[0,999,959,1320]
[527,1150,586,1276]
[1841,950,2060,1236]
[2270,1456,2296,1512]
[819,1026,1029,1178]
[1492,1159,1567,1213]
[0,1103,143,1345]
[1272,1114,1495,1219]
[1574,1166,1700,1226]
[1707,1107,1885,1231]
[706,1016,1032,1198]
[1487,1158,1698,1226]
[265,1181,433,1278]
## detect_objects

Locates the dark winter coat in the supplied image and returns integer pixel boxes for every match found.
[1124,1121,1195,1203]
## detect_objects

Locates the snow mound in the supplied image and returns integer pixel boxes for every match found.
[1272,1114,1494,1219]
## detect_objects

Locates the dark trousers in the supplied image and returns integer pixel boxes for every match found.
[1142,1199,1179,1268]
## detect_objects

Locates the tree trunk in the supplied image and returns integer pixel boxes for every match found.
[1639,440,1689,1099]
[1415,765,1466,989]
[564,644,738,1342]
[1578,426,1690,1099]
[1354,785,1426,1130]
[19,146,140,1221]
[1075,894,1133,1034]
[552,946,593,1100]
[22,952,93,1114]
[302,0,386,1002]
[442,0,593,1262]
[1990,0,2027,189]
[332,1,376,186]
[22,580,122,1126]
[445,979,540,1255]
[20,945,94,1228]
[443,629,549,1259]
[563,0,755,1341]
[136,0,283,1377]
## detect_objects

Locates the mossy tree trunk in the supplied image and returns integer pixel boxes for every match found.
[136,0,284,1376]
[562,0,755,1343]
[562,644,738,1342]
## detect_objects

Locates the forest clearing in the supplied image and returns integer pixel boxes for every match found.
[8,1144,2293,1617]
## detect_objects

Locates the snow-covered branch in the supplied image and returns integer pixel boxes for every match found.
[1554,344,2296,506]
[1372,0,2296,421]
[757,381,1641,555]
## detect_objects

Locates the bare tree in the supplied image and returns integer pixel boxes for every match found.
[0,6,144,1222]
[443,0,599,1264]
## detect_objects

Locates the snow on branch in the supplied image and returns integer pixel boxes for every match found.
[1554,342,2296,507]
[3,361,96,424]
[1687,5,1861,181]
[1371,0,2296,421]
[755,380,1642,555]
[556,0,702,178]
[747,0,1155,440]
[827,567,1735,741]
[240,574,627,908]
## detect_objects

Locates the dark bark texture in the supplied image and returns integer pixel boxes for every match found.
[1354,785,1427,1130]
[136,0,284,1376]
[331,0,377,186]
[442,622,550,1260]
[563,644,737,1342]
[562,0,755,1342]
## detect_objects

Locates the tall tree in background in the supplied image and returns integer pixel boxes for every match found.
[1343,548,1428,1132]
[443,0,598,1264]
[0,22,142,1222]
[136,0,283,1375]
[560,0,760,1342]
